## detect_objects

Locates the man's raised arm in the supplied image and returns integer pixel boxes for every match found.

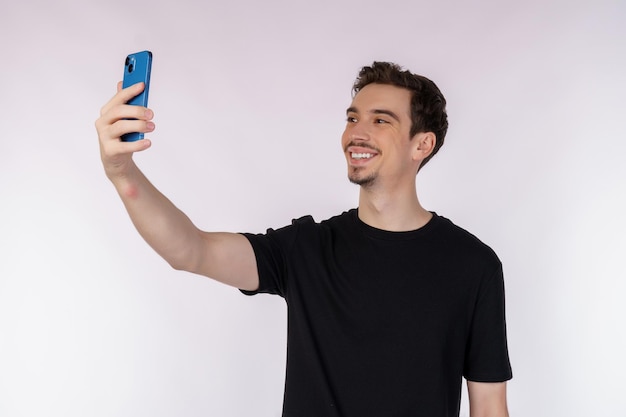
[94,82,259,291]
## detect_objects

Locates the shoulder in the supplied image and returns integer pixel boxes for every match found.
[247,209,356,243]
[432,214,501,267]
[319,209,357,228]
[284,209,357,234]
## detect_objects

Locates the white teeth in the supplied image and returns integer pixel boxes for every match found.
[352,152,373,159]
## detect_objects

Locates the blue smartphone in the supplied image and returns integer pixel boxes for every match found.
[121,50,153,142]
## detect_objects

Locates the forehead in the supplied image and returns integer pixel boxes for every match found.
[350,83,412,118]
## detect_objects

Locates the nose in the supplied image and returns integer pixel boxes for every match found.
[346,121,370,142]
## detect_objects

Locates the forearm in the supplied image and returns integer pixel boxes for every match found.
[110,162,203,271]
[96,83,259,290]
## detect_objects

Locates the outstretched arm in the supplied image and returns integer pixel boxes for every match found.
[95,82,259,291]
[467,381,509,417]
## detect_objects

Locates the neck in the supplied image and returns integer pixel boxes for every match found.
[357,180,432,232]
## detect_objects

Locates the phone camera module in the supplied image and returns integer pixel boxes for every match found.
[125,56,130,66]
[128,63,134,73]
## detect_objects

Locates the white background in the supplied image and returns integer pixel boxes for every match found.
[1,0,625,416]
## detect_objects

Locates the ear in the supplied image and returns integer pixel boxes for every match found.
[411,132,436,162]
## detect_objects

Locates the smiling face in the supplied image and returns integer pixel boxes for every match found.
[342,83,422,188]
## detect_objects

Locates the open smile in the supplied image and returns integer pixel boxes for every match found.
[351,152,374,160]
[346,144,380,164]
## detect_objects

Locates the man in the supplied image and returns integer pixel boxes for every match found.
[96,62,512,416]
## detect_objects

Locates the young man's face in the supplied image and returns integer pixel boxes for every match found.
[341,83,418,188]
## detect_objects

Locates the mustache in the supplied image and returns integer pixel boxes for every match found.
[344,141,381,153]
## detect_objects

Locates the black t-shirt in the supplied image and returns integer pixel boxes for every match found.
[242,210,512,417]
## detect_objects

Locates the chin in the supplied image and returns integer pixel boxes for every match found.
[348,172,377,187]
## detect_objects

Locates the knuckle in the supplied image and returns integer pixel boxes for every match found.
[108,122,125,139]
[109,105,123,120]
[132,105,147,119]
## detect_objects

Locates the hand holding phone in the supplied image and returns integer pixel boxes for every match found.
[121,50,152,142]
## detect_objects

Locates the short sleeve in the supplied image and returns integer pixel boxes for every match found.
[463,265,513,382]
[239,216,314,298]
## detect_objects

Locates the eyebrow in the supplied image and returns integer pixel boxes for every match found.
[346,106,401,122]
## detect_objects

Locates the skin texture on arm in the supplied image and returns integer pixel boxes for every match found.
[94,82,259,291]
[467,381,509,417]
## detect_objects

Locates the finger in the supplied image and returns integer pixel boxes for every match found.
[97,104,153,131]
[95,105,154,144]
[111,138,152,154]
[100,82,145,116]
[116,81,122,92]
[100,138,152,161]
[106,119,156,141]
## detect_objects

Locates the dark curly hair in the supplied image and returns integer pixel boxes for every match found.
[352,62,448,169]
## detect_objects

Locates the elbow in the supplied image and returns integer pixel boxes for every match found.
[164,231,211,275]
[166,252,200,273]
[163,248,198,273]
[168,259,188,271]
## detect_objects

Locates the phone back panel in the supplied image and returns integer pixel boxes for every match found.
[121,50,152,142]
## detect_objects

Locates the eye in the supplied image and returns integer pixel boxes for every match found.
[346,116,358,123]
[375,118,388,124]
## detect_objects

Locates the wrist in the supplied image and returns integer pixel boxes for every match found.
[107,163,142,200]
